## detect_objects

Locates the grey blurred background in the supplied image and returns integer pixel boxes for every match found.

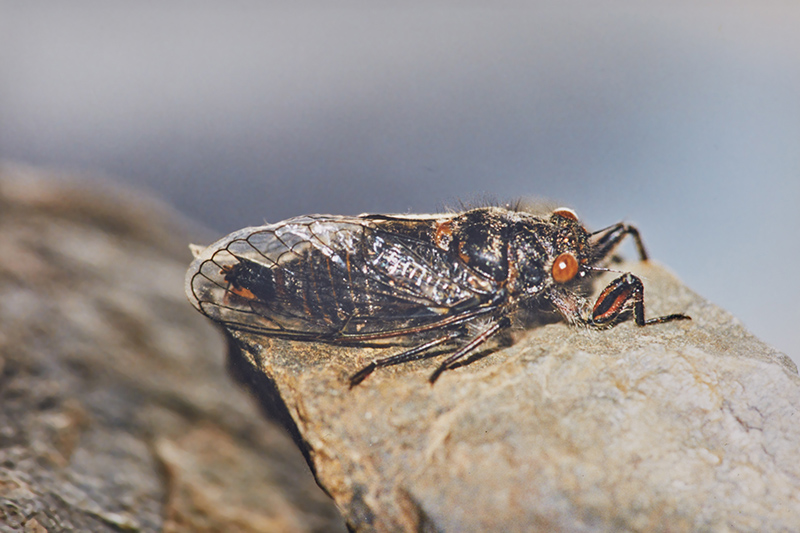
[1,4,798,366]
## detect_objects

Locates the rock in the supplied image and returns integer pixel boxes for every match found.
[218,227,800,531]
[0,166,346,532]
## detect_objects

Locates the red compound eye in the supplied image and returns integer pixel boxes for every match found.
[552,252,579,284]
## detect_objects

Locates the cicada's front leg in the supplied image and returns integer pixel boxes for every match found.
[590,273,690,327]
[587,222,649,264]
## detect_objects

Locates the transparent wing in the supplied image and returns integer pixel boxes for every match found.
[185,215,499,341]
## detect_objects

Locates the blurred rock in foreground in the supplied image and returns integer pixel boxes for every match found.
[216,216,800,530]
[0,165,347,532]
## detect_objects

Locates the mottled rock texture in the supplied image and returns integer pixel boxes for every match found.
[0,167,346,532]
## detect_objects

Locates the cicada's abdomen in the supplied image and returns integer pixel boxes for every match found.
[187,218,367,337]
[187,216,495,339]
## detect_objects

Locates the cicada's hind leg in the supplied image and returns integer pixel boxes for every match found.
[590,273,690,327]
[428,316,511,383]
[349,329,464,388]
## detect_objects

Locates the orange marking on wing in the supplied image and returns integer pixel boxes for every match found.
[229,286,257,300]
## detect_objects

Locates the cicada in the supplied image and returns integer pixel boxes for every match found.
[185,206,689,386]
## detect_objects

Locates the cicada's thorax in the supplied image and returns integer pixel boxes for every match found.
[443,208,512,283]
[441,207,596,305]
[437,209,549,302]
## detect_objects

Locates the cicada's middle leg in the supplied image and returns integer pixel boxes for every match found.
[349,329,464,387]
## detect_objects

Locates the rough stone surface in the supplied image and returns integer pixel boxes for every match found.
[0,166,347,532]
[221,225,800,531]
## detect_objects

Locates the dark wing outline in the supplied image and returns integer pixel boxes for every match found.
[185,214,502,343]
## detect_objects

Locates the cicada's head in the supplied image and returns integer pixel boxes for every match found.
[546,207,594,285]
[504,206,595,300]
